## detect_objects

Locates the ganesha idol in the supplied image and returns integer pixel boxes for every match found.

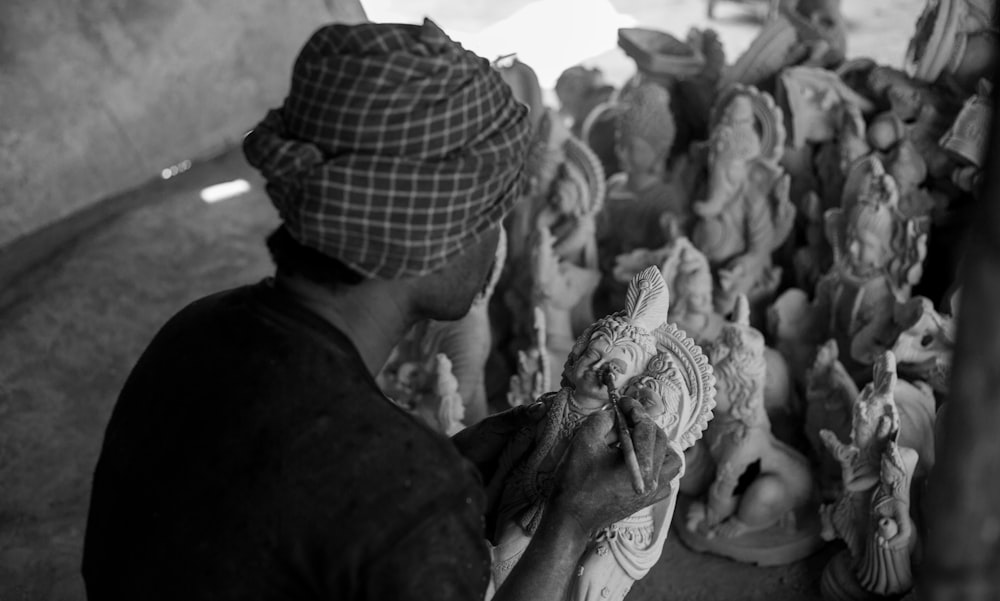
[490,267,715,601]
[690,84,796,316]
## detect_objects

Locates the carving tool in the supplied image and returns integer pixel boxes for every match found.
[599,366,646,495]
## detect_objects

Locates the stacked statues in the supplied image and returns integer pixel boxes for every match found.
[375,0,990,590]
[492,267,716,600]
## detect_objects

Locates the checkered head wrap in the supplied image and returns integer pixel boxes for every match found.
[244,19,531,279]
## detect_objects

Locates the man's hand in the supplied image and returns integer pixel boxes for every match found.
[451,401,548,484]
[548,398,677,536]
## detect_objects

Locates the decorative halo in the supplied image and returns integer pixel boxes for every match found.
[563,135,607,215]
[710,83,786,166]
[652,322,717,449]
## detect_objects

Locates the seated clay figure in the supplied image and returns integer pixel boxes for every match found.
[492,267,716,600]
[595,82,690,315]
[771,156,929,386]
[819,353,921,600]
[680,296,821,566]
[691,85,795,315]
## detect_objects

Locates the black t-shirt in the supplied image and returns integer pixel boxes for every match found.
[82,280,490,600]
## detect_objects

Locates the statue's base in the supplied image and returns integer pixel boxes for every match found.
[674,494,825,566]
[820,549,911,601]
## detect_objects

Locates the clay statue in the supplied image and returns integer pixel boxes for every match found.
[498,83,607,378]
[507,307,550,408]
[778,66,875,150]
[819,352,921,600]
[680,296,821,566]
[691,85,796,314]
[906,0,998,93]
[887,296,955,396]
[721,0,848,91]
[805,339,861,500]
[595,82,689,315]
[492,267,716,600]
[556,65,616,138]
[885,139,938,220]
[378,351,465,435]
[772,156,929,385]
[617,26,726,157]
[866,66,962,180]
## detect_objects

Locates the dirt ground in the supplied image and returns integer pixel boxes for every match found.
[0,0,929,599]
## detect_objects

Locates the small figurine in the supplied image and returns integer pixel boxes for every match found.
[378,351,464,436]
[492,267,716,600]
[507,307,550,408]
[819,353,921,600]
[888,296,955,396]
[805,339,860,500]
[691,85,795,314]
[679,297,821,566]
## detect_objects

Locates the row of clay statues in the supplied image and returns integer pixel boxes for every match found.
[373,0,993,598]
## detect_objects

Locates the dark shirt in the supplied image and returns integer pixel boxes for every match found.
[83,280,490,600]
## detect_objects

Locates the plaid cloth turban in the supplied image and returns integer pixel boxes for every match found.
[243,19,532,279]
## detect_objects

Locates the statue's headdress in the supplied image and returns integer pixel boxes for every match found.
[616,83,676,157]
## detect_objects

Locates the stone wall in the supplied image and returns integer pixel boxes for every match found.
[0,0,367,250]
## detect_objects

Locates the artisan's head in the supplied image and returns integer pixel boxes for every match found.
[245,20,531,319]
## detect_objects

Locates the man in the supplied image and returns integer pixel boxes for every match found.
[83,19,674,600]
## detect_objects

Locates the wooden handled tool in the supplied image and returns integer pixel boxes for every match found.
[599,366,646,495]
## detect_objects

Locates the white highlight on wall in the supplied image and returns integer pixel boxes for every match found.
[160,159,192,180]
[200,179,251,204]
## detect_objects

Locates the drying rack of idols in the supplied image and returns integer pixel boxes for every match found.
[376,0,994,598]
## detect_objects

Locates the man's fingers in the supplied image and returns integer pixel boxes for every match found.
[575,409,616,447]
[627,413,662,489]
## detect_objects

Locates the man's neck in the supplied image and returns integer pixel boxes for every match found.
[275,273,417,376]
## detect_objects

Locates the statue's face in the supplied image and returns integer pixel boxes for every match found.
[616,135,659,178]
[569,333,647,408]
[847,228,890,277]
[680,275,713,315]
